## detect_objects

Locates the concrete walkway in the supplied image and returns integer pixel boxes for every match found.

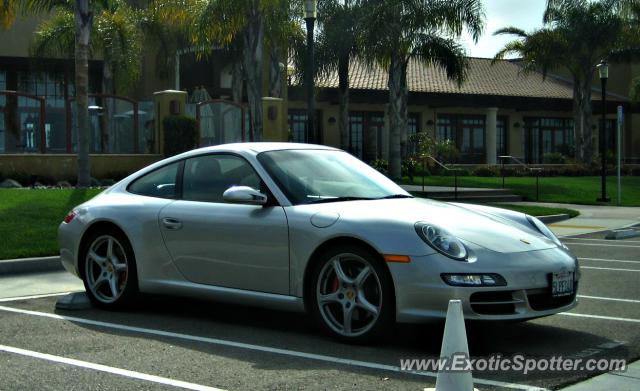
[505,201,640,237]
[559,359,640,391]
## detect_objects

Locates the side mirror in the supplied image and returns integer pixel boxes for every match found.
[222,186,268,205]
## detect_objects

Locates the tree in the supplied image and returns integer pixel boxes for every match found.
[494,0,640,164]
[31,2,143,95]
[359,0,484,180]
[186,0,273,141]
[292,0,363,150]
[0,0,103,186]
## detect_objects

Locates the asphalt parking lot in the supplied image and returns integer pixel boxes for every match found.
[0,229,638,391]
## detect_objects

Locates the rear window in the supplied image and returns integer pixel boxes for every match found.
[128,162,180,199]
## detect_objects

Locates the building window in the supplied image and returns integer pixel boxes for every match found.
[288,110,308,143]
[349,111,385,161]
[436,114,486,163]
[497,116,508,159]
[348,112,364,159]
[407,113,420,137]
[599,119,617,154]
[524,117,574,163]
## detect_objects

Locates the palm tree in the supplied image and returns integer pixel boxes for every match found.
[0,0,101,186]
[30,2,143,96]
[359,0,484,180]
[187,0,274,141]
[494,0,640,164]
[292,0,363,150]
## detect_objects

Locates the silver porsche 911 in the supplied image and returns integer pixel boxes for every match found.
[59,143,579,342]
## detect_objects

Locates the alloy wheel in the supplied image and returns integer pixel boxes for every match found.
[85,235,129,304]
[316,253,382,338]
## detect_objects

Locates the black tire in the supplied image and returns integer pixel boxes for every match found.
[309,244,395,343]
[80,228,138,309]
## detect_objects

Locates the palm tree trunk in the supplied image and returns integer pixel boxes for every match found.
[74,0,93,187]
[101,60,114,153]
[269,45,282,98]
[231,57,244,104]
[580,73,594,164]
[387,56,406,180]
[572,73,594,164]
[338,54,349,150]
[242,7,264,141]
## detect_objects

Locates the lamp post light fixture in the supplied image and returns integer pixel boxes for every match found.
[304,0,317,143]
[597,61,610,202]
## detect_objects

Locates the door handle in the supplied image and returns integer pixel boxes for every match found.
[162,217,183,230]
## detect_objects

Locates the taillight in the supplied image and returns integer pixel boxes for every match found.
[63,210,77,224]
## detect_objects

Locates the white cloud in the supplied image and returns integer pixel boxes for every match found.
[462,0,547,58]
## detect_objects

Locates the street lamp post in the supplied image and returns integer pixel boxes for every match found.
[304,0,317,143]
[597,61,610,202]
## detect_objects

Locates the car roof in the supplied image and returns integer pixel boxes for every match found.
[198,142,338,153]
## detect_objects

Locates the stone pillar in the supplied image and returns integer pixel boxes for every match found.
[486,107,498,164]
[262,97,287,142]
[153,90,187,155]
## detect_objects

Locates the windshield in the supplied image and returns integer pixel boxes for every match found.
[257,149,411,205]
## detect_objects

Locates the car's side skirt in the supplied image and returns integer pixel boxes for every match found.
[141,280,306,312]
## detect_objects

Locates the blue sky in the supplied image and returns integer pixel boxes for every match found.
[462,0,547,58]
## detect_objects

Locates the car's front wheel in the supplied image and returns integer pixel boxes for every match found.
[310,245,394,343]
[81,229,138,309]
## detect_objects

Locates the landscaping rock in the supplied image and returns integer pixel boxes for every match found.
[101,179,116,186]
[57,181,72,188]
[0,179,22,188]
[90,177,102,187]
[33,181,47,189]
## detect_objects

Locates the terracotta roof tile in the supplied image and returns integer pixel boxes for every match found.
[309,57,625,101]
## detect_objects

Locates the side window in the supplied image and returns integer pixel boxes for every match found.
[128,162,179,199]
[182,154,262,203]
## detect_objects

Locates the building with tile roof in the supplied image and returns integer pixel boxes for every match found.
[288,57,637,165]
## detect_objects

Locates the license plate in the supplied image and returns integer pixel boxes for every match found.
[551,271,574,297]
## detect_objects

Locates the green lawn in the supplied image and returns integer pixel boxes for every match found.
[404,175,640,207]
[0,188,102,260]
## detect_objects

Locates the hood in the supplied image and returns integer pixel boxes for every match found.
[298,198,557,253]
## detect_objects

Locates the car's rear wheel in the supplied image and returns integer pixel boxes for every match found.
[310,245,394,343]
[81,229,138,309]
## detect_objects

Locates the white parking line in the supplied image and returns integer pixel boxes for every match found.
[559,313,640,323]
[562,242,640,248]
[0,344,225,391]
[580,266,640,272]
[579,257,640,264]
[0,305,546,391]
[0,292,74,303]
[578,295,640,304]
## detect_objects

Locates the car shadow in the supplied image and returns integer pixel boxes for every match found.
[53,293,630,389]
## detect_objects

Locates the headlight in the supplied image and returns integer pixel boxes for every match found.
[526,215,565,248]
[415,222,467,260]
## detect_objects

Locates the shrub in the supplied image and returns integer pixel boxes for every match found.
[402,157,418,181]
[370,159,388,176]
[543,152,566,164]
[163,115,198,157]
[472,165,499,177]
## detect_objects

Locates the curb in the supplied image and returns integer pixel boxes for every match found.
[538,214,571,224]
[0,256,63,275]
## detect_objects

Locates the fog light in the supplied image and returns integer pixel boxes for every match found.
[441,273,507,287]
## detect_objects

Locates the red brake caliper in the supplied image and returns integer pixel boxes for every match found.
[331,275,339,292]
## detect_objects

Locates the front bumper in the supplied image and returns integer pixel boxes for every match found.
[390,246,579,323]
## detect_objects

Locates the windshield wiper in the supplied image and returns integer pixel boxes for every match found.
[307,196,374,204]
[376,194,413,199]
